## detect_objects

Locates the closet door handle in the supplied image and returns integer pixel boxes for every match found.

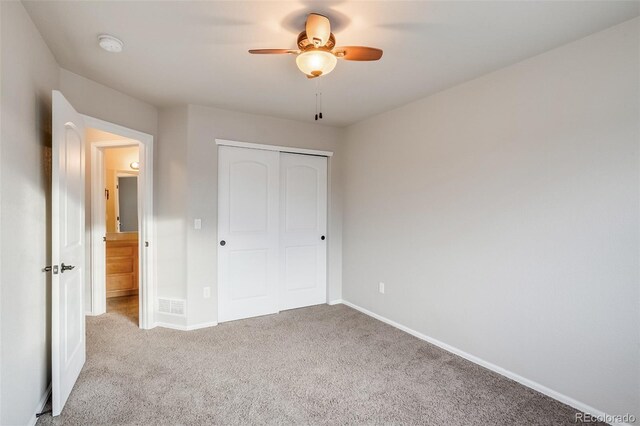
[321,235,325,241]
[220,240,226,246]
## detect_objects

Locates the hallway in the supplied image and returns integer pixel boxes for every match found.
[107,295,138,325]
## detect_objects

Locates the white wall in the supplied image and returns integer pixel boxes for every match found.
[154,104,344,327]
[343,17,639,419]
[59,69,158,137]
[0,2,60,424]
[155,106,189,326]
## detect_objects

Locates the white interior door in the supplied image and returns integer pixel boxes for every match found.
[51,91,86,416]
[279,153,327,310]
[218,146,280,322]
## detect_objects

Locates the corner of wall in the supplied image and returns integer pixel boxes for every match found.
[1,1,59,424]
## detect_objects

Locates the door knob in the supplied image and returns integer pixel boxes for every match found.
[60,263,75,273]
[321,235,325,240]
[220,240,226,246]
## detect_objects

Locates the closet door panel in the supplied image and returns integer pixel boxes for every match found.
[284,165,319,231]
[280,153,327,310]
[218,146,280,322]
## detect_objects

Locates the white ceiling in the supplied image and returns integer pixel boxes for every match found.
[24,1,639,127]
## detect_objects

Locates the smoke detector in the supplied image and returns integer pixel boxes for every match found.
[98,34,124,53]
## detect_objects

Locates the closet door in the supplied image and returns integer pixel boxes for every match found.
[279,153,327,310]
[218,146,280,322]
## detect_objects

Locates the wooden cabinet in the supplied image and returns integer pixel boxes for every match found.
[106,232,138,298]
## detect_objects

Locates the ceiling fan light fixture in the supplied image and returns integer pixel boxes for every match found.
[296,50,337,78]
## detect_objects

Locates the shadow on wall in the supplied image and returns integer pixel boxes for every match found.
[37,90,53,382]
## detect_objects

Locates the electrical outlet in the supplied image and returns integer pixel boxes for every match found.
[378,282,385,294]
[203,286,211,299]
[194,218,202,230]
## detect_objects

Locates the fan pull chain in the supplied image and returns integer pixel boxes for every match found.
[312,80,325,121]
[313,79,323,121]
[314,79,319,121]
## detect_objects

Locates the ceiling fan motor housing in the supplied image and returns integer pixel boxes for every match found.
[249,13,382,80]
[297,31,336,51]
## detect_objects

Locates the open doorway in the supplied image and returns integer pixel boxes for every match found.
[103,145,140,324]
[84,117,154,329]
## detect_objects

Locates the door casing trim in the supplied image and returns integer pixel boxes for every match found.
[216,138,333,157]
[83,115,155,330]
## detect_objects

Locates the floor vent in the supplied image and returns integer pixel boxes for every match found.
[158,298,186,316]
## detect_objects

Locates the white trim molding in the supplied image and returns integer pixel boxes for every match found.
[27,382,51,426]
[327,299,343,305]
[83,115,155,331]
[155,321,218,331]
[215,138,333,157]
[338,300,631,426]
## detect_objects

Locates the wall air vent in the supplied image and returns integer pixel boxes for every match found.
[158,298,186,316]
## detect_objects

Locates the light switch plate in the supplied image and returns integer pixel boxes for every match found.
[194,218,202,230]
[379,282,385,294]
[203,286,211,299]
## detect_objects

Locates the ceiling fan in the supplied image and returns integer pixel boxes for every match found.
[249,13,383,79]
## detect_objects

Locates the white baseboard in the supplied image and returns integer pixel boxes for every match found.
[155,321,218,331]
[27,382,51,426]
[339,300,630,426]
[327,299,343,305]
[186,321,218,331]
[155,322,186,331]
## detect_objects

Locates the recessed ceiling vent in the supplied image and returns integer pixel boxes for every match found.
[158,298,186,316]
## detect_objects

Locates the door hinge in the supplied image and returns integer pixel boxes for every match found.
[103,236,106,242]
[145,241,149,247]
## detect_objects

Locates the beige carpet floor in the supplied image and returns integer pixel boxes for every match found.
[37,304,597,425]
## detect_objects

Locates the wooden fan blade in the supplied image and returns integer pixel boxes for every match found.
[306,13,331,47]
[333,46,383,61]
[248,49,298,54]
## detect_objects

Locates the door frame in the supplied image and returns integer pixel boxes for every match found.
[215,139,333,323]
[85,115,155,330]
[215,138,333,157]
